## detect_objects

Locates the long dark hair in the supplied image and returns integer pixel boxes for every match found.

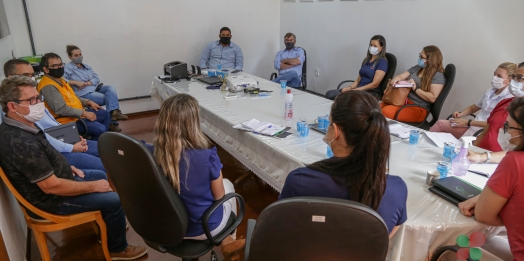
[507,97,524,151]
[308,91,390,210]
[363,35,387,66]
[419,45,444,91]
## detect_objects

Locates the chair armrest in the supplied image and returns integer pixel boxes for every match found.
[474,128,484,137]
[393,104,429,128]
[302,73,307,90]
[337,80,355,89]
[446,113,477,120]
[202,193,245,246]
[244,219,257,261]
[430,245,474,261]
[270,73,278,81]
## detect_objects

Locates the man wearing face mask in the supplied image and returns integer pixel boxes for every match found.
[467,64,524,164]
[430,62,515,139]
[199,27,244,71]
[3,59,105,172]
[271,33,305,88]
[0,76,148,260]
[37,52,110,141]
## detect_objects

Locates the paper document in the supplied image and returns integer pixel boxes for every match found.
[389,124,411,139]
[233,118,287,136]
[424,132,461,148]
[469,163,499,177]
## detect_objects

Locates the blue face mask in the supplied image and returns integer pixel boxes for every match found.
[418,57,427,68]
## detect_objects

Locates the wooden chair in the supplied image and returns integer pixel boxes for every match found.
[0,167,110,261]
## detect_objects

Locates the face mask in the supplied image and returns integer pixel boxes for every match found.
[220,37,231,45]
[497,128,521,151]
[418,57,427,68]
[491,76,506,89]
[72,56,83,64]
[369,46,380,56]
[15,102,46,123]
[30,77,36,81]
[322,126,334,148]
[285,42,295,49]
[47,67,64,78]
[509,79,524,97]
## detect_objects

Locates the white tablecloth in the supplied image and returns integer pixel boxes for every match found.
[152,73,504,261]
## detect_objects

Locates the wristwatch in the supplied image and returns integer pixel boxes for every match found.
[483,151,491,164]
[467,119,472,126]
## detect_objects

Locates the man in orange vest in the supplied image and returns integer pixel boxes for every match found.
[37,53,110,141]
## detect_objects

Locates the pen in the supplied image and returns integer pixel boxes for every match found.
[468,170,490,178]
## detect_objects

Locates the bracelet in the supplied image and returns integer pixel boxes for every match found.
[483,151,491,164]
[467,119,472,126]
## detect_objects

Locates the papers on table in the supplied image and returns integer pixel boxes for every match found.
[389,123,411,139]
[424,132,461,148]
[459,172,489,190]
[468,163,499,178]
[233,118,286,136]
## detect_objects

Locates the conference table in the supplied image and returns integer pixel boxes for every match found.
[151,72,504,260]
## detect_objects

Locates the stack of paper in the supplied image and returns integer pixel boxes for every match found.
[233,118,286,136]
[389,124,411,139]
[424,132,462,148]
[469,163,499,177]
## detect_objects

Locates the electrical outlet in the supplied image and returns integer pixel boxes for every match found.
[315,69,320,77]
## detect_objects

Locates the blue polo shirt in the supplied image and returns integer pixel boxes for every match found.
[357,58,388,88]
[279,167,407,233]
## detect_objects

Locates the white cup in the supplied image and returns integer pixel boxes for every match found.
[426,170,440,185]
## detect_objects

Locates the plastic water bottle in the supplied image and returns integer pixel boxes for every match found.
[217,63,222,70]
[451,136,476,177]
[284,89,293,121]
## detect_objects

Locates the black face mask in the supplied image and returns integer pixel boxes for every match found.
[47,67,64,78]
[285,42,295,49]
[220,37,231,45]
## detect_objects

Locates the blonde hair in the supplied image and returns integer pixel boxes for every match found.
[153,94,211,193]
[419,45,445,92]
[498,62,517,76]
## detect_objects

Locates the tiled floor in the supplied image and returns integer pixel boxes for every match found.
[28,112,279,261]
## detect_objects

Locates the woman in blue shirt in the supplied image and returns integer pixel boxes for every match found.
[280,91,408,237]
[152,94,244,260]
[325,35,388,100]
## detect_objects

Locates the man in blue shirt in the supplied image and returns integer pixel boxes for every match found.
[272,33,305,88]
[199,27,244,71]
[3,59,105,172]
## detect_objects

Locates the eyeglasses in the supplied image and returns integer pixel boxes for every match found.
[14,94,45,105]
[12,73,37,78]
[419,55,427,60]
[510,75,524,83]
[504,121,524,133]
[47,63,65,69]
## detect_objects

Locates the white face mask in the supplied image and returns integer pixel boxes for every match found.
[322,126,334,148]
[497,128,521,151]
[15,102,46,123]
[491,76,506,90]
[508,79,524,97]
[369,46,380,56]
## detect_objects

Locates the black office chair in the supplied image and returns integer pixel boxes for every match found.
[430,245,474,261]
[336,52,397,100]
[270,47,307,90]
[98,132,245,261]
[244,197,389,261]
[393,64,456,130]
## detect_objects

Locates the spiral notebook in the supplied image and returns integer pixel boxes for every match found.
[429,176,483,206]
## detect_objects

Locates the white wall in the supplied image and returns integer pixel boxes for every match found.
[281,0,524,118]
[25,0,281,113]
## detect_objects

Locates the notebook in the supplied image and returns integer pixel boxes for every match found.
[198,76,222,85]
[44,122,81,144]
[429,176,483,206]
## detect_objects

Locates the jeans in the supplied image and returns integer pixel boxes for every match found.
[77,109,110,141]
[82,85,120,112]
[272,71,301,88]
[61,152,106,172]
[56,170,128,253]
[86,140,100,157]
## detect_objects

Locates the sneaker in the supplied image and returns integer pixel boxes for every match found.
[109,124,122,132]
[110,245,147,260]
[111,109,128,121]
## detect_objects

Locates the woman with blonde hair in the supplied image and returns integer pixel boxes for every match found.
[430,62,515,138]
[381,45,446,122]
[152,93,244,260]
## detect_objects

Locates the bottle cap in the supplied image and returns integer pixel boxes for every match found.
[287,89,291,94]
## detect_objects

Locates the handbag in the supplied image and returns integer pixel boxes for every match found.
[382,81,411,106]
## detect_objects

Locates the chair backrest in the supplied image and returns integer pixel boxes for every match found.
[247,197,389,261]
[377,52,397,96]
[98,132,188,247]
[300,47,307,90]
[428,64,456,126]
[0,166,71,223]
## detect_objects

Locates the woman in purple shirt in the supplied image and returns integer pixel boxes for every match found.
[280,91,407,237]
[152,94,244,260]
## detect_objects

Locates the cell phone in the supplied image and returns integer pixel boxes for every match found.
[231,70,241,73]
[95,83,104,92]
